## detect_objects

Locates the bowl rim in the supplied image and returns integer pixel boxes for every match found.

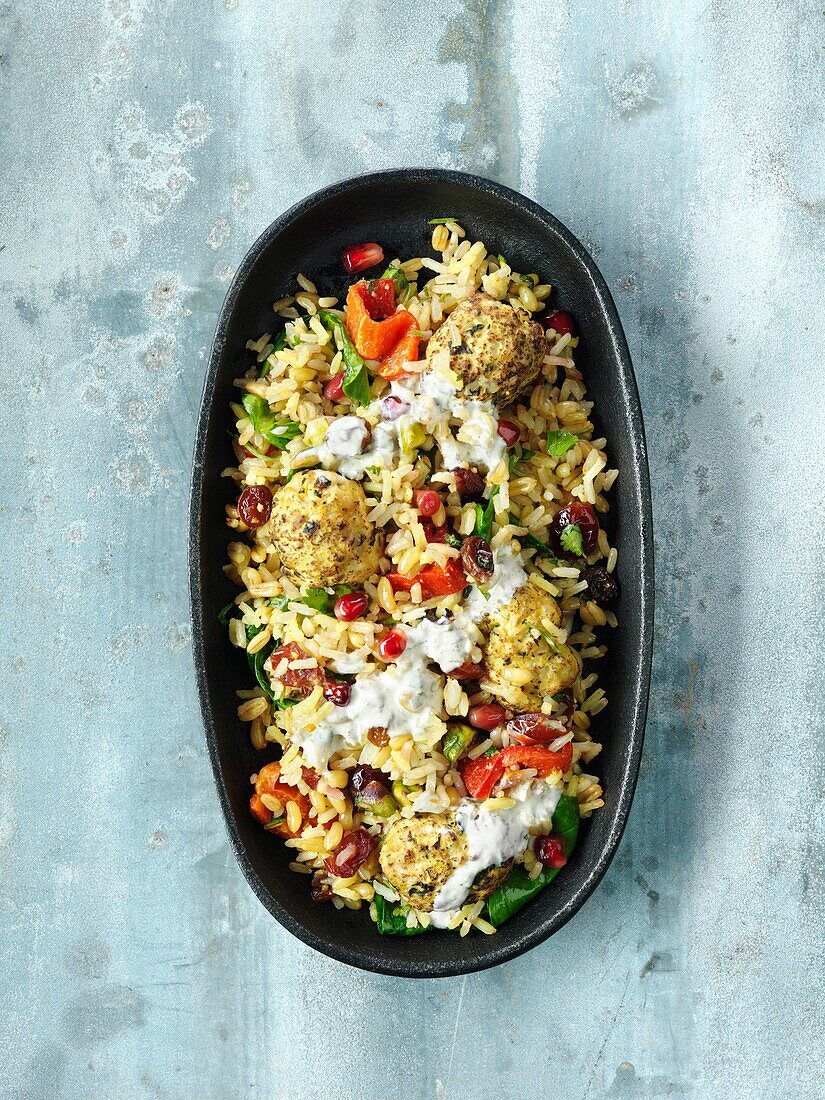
[189,167,654,977]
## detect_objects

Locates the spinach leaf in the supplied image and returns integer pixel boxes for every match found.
[245,624,278,701]
[546,430,577,457]
[259,330,287,378]
[242,394,302,450]
[218,602,238,626]
[373,893,428,936]
[474,488,498,541]
[317,310,372,407]
[559,524,584,556]
[486,794,580,927]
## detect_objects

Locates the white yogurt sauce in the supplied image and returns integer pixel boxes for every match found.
[429,779,564,921]
[290,656,443,771]
[404,613,476,674]
[464,541,528,620]
[308,418,396,480]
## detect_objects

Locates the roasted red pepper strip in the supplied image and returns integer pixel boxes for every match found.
[460,754,505,799]
[499,742,573,776]
[378,331,419,380]
[251,762,311,839]
[346,284,416,359]
[360,278,396,319]
[386,559,467,600]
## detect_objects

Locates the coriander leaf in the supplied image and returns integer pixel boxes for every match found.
[559,524,584,556]
[529,623,559,654]
[242,393,302,450]
[381,264,409,296]
[546,430,578,457]
[317,310,371,407]
[428,216,456,225]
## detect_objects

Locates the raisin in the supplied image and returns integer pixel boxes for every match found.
[460,536,495,584]
[584,565,619,605]
[452,467,486,502]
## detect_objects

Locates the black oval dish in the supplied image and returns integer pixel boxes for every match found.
[189,169,653,977]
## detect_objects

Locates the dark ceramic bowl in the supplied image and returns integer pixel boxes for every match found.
[189,169,653,977]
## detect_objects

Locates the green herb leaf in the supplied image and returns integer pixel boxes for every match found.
[529,623,559,654]
[445,533,463,550]
[373,893,428,936]
[381,264,409,296]
[267,596,291,611]
[317,310,372,407]
[242,393,302,450]
[428,217,456,225]
[264,814,286,829]
[474,488,498,541]
[520,273,536,288]
[559,524,584,557]
[300,584,356,616]
[485,794,580,927]
[546,430,578,457]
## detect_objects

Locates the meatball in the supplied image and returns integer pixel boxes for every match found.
[425,292,545,405]
[379,813,511,912]
[482,584,581,710]
[270,470,380,587]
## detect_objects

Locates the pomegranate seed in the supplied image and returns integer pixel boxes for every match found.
[468,703,506,731]
[323,680,351,707]
[377,629,406,661]
[334,592,368,621]
[238,485,273,529]
[380,395,409,421]
[342,242,384,274]
[324,371,345,401]
[551,500,599,554]
[534,834,567,868]
[497,419,521,447]
[545,309,575,336]
[414,489,441,517]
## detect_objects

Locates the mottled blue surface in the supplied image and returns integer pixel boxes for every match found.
[1,2,822,1097]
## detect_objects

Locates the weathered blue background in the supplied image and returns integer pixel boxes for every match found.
[1,1,822,1097]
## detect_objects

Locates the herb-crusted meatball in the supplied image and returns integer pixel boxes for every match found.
[270,470,380,588]
[425,292,546,405]
[482,584,581,710]
[379,813,511,912]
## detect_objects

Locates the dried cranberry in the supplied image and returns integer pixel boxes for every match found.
[584,565,619,605]
[534,834,567,868]
[269,643,326,696]
[421,521,448,543]
[342,242,384,273]
[324,371,345,401]
[497,419,521,446]
[334,592,369,622]
[414,489,441,517]
[553,689,575,721]
[301,766,321,789]
[378,629,406,661]
[452,467,486,502]
[551,501,599,554]
[468,703,506,731]
[367,726,389,746]
[310,871,333,904]
[544,309,575,336]
[449,662,486,682]
[323,680,351,707]
[504,712,568,745]
[349,764,384,794]
[238,485,273,529]
[460,536,495,584]
[324,828,375,877]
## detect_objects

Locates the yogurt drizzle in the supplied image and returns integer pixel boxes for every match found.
[428,779,563,925]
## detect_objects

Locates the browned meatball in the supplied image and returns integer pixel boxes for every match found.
[270,470,380,587]
[426,292,545,404]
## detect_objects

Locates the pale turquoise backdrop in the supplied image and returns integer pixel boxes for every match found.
[1,1,822,1097]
